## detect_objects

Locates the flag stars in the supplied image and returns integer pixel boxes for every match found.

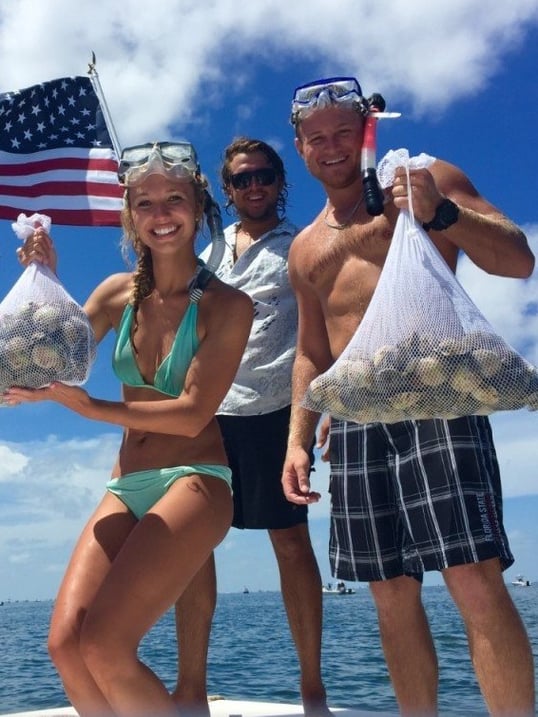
[3,77,114,155]
[1,75,122,224]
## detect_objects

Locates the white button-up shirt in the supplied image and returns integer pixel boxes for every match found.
[201,218,299,415]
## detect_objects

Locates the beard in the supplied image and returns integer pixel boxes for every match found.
[236,200,279,223]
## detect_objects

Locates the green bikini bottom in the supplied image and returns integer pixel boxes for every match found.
[106,464,232,519]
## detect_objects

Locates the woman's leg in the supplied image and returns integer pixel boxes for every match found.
[80,473,232,717]
[48,492,137,717]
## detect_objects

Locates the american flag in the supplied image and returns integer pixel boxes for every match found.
[0,75,123,226]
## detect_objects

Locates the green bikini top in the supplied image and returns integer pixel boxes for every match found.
[112,285,207,397]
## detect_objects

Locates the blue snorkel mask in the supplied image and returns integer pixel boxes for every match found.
[290,76,369,126]
[290,76,400,216]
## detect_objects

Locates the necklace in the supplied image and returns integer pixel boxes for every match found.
[324,195,364,230]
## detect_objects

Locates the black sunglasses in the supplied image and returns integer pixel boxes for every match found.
[229,167,277,190]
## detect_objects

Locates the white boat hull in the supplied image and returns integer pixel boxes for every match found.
[0,697,397,717]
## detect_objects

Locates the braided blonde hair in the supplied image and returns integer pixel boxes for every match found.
[119,174,208,344]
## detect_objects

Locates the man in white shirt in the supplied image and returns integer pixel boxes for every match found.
[173,137,330,717]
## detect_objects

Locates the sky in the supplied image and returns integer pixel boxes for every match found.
[0,0,538,601]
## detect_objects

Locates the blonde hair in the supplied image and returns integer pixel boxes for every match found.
[119,174,208,344]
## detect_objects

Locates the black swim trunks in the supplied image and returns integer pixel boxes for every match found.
[217,405,309,529]
[328,415,514,582]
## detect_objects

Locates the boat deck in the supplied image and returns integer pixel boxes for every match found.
[1,697,397,717]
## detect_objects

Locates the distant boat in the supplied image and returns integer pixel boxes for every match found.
[322,581,356,595]
[243,586,250,594]
[511,574,532,587]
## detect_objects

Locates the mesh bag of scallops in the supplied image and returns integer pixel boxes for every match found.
[303,148,538,424]
[0,218,96,405]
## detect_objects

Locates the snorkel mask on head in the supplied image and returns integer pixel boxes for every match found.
[117,141,201,186]
[290,76,400,216]
[118,141,225,282]
[290,76,369,126]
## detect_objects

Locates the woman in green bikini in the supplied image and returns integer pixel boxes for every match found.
[7,142,253,716]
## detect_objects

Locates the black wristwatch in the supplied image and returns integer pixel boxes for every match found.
[422,198,459,232]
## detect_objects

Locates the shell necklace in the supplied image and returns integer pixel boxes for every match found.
[324,195,364,230]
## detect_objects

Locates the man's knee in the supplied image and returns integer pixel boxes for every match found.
[443,558,511,614]
[269,523,314,561]
[370,575,423,618]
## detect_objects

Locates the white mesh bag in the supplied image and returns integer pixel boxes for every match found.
[303,148,538,424]
[0,215,96,405]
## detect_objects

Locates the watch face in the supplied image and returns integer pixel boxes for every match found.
[423,198,459,231]
[439,199,459,227]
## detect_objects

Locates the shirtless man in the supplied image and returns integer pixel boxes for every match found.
[282,76,535,717]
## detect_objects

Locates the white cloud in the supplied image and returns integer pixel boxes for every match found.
[0,444,29,478]
[456,224,538,364]
[0,0,537,143]
[488,410,538,497]
[0,434,119,537]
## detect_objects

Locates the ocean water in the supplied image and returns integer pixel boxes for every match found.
[0,586,537,716]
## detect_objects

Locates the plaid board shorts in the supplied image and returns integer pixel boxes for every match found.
[328,415,514,582]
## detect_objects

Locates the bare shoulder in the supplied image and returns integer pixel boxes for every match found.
[84,272,132,317]
[87,272,132,304]
[429,158,482,200]
[203,277,254,321]
[289,214,323,264]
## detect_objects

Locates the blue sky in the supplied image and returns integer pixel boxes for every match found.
[1,1,538,600]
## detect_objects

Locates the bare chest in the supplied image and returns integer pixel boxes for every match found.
[305,218,392,301]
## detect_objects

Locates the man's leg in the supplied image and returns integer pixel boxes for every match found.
[269,523,331,717]
[444,558,535,717]
[369,575,438,717]
[172,554,217,717]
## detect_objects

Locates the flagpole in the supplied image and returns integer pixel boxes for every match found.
[87,52,123,159]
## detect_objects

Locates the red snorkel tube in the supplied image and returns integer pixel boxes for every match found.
[361,93,386,216]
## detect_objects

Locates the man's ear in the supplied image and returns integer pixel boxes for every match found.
[294,136,304,158]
